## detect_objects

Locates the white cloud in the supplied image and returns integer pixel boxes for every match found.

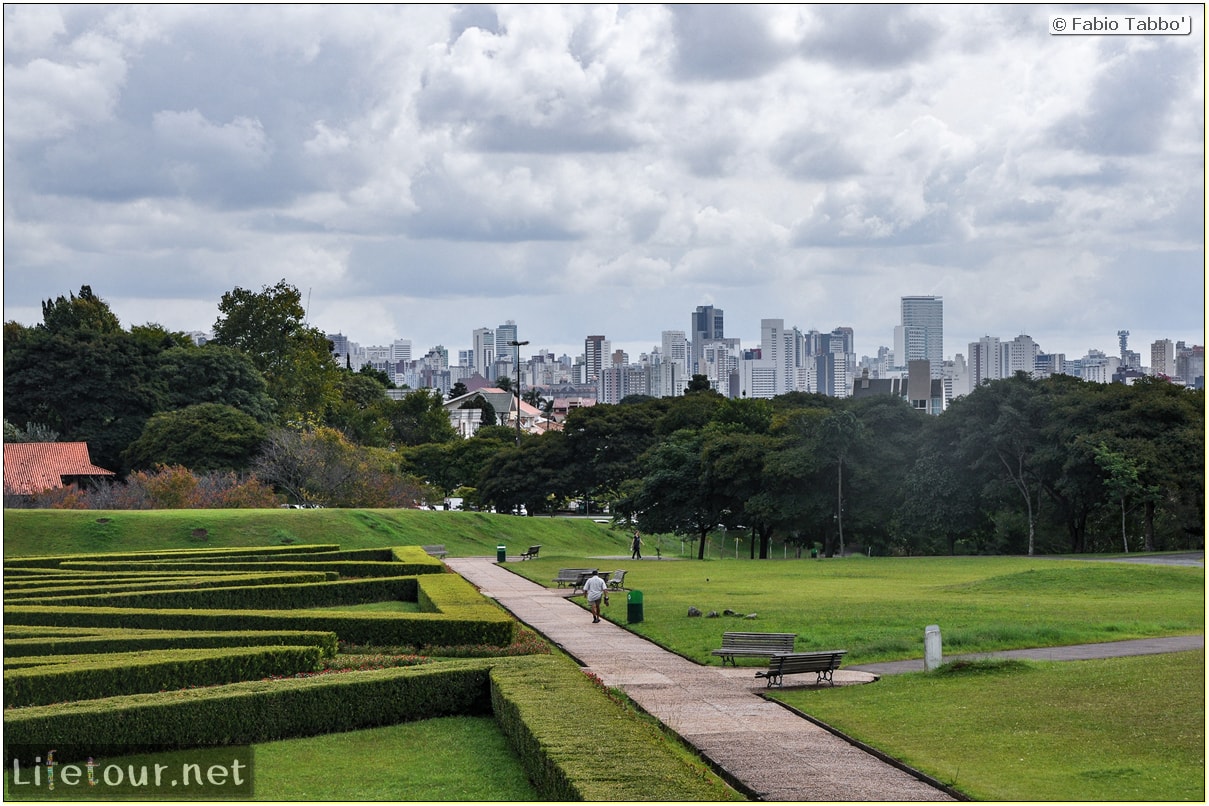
[2,4,1203,363]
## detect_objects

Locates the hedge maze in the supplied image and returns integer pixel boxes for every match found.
[3,544,740,801]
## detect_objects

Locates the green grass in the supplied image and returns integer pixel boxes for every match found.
[772,652,1205,801]
[6,510,1202,801]
[509,554,1204,664]
[250,716,540,800]
[1,509,630,560]
[3,717,539,801]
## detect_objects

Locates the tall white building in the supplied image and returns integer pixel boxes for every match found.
[584,335,608,384]
[901,296,943,377]
[472,328,495,378]
[1006,334,1039,378]
[661,330,689,378]
[968,336,1003,388]
[760,318,790,395]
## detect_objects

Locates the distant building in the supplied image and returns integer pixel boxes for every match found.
[3,442,115,496]
[900,296,943,377]
[691,305,724,375]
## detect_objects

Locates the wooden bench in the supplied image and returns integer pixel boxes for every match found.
[711,632,797,666]
[422,545,448,559]
[519,545,541,561]
[554,568,597,589]
[755,651,847,688]
[606,569,628,590]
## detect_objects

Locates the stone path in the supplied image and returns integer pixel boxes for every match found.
[446,556,1203,802]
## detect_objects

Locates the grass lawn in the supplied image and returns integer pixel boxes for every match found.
[772,652,1205,801]
[6,510,1202,801]
[510,554,1204,664]
[249,716,540,800]
[3,717,539,801]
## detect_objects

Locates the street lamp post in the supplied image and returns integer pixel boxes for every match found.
[509,340,529,446]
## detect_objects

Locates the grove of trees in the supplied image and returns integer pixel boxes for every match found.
[4,284,1203,556]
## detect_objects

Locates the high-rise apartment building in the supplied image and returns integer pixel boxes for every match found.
[1151,339,1175,377]
[691,305,724,375]
[472,328,494,379]
[901,296,943,377]
[968,336,1003,388]
[661,330,689,378]
[760,319,790,395]
[1006,334,1038,378]
[495,321,519,367]
[584,335,607,383]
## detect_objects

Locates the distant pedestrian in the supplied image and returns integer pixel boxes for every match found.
[583,571,609,623]
[631,530,643,560]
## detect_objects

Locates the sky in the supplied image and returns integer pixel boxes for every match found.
[4,4,1204,365]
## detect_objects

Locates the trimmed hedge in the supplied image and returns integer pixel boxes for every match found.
[3,572,334,600]
[4,573,512,647]
[4,645,324,707]
[56,560,438,577]
[3,544,344,569]
[4,629,338,658]
[3,661,494,755]
[489,656,742,801]
[15,576,419,610]
[1,657,741,801]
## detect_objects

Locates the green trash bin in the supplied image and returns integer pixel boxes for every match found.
[496,545,506,563]
[627,589,643,624]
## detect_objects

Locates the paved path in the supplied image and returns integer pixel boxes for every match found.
[448,557,953,801]
[447,557,1203,802]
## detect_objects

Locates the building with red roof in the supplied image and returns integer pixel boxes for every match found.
[3,442,116,496]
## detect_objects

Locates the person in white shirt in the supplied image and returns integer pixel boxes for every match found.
[582,571,609,623]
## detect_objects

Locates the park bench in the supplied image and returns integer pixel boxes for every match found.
[554,568,597,589]
[607,569,628,590]
[422,545,448,559]
[711,632,797,666]
[519,545,541,561]
[755,650,847,688]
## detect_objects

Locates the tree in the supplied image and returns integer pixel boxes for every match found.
[448,381,469,400]
[39,285,121,335]
[948,374,1048,555]
[156,345,275,423]
[252,426,424,507]
[686,374,713,394]
[816,409,865,557]
[124,404,268,473]
[211,280,341,423]
[1093,442,1152,553]
[386,389,458,446]
[5,297,163,472]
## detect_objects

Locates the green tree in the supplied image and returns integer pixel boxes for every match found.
[156,345,275,423]
[211,280,341,423]
[124,403,267,472]
[39,285,121,335]
[386,389,458,446]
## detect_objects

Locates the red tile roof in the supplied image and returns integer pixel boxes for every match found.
[3,442,115,495]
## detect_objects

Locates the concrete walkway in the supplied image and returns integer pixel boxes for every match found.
[448,557,954,801]
[448,557,1203,801]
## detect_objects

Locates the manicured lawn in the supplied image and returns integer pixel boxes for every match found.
[772,652,1205,801]
[250,716,540,800]
[512,554,1204,664]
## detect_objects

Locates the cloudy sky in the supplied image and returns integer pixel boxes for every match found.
[4,4,1204,364]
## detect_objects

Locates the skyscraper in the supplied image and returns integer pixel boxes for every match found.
[472,327,494,379]
[691,305,724,375]
[584,335,607,382]
[496,320,519,367]
[901,296,943,377]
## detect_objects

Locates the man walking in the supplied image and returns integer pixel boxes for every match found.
[583,570,609,623]
[631,530,643,560]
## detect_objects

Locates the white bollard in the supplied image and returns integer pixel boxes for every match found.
[924,624,942,671]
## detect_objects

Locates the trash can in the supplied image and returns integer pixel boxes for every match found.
[627,590,644,624]
[496,545,506,563]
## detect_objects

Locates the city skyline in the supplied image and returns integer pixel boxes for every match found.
[4,5,1204,363]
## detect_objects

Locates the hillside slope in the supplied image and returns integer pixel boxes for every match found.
[1,509,627,559]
